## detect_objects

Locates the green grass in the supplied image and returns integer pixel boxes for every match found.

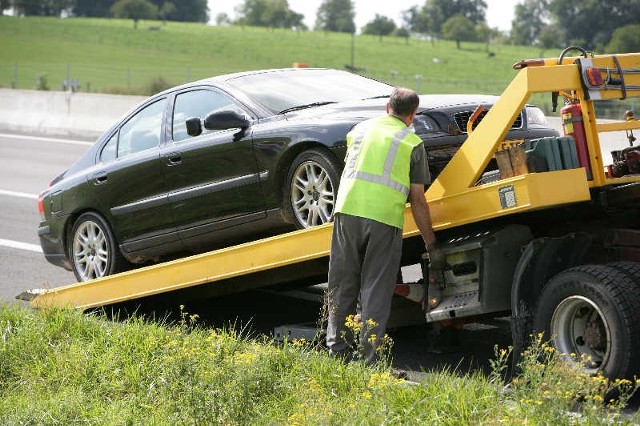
[1,303,638,424]
[0,16,549,98]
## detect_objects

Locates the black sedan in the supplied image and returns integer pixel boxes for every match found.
[37,68,558,282]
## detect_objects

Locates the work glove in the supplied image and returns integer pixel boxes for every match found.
[426,244,446,271]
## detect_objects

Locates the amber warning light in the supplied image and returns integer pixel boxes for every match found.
[585,67,605,88]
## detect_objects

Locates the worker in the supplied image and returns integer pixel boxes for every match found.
[325,87,445,366]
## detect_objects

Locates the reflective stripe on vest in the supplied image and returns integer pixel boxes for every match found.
[343,126,412,196]
[335,115,423,229]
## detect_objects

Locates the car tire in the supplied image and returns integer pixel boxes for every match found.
[69,212,127,282]
[533,264,640,380]
[284,149,342,229]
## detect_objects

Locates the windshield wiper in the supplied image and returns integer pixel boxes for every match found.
[362,94,390,100]
[278,101,336,114]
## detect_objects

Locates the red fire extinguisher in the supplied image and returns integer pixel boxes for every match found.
[561,101,592,179]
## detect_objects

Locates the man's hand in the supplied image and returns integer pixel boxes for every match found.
[427,245,446,270]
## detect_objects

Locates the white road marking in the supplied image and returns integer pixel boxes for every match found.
[0,189,38,200]
[0,132,93,146]
[0,238,42,253]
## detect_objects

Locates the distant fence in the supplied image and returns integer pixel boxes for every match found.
[1,62,636,119]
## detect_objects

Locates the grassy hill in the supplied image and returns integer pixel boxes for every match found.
[0,16,550,100]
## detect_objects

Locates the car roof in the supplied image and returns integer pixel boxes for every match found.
[160,68,337,95]
[154,68,519,112]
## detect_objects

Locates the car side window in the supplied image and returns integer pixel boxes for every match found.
[172,89,246,142]
[100,133,118,163]
[117,98,167,158]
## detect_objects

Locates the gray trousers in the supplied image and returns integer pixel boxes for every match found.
[326,213,403,365]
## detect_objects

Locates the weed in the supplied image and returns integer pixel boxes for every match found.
[1,304,638,425]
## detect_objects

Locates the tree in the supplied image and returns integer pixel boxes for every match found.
[549,0,640,50]
[235,0,304,29]
[149,0,207,23]
[11,0,74,16]
[111,0,158,29]
[511,0,549,47]
[158,1,175,23]
[402,0,486,41]
[423,0,487,36]
[71,0,207,22]
[607,24,640,53]
[537,24,564,52]
[215,12,231,26]
[441,14,476,49]
[362,14,396,41]
[315,0,355,34]
[475,22,500,52]
[401,5,429,34]
[73,0,112,17]
[393,27,411,44]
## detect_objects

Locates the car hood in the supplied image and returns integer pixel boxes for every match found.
[284,94,501,122]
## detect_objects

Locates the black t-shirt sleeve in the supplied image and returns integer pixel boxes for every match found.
[410,142,431,185]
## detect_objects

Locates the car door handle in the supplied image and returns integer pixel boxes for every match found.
[92,172,108,184]
[165,153,182,166]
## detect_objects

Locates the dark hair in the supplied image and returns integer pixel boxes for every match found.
[388,87,419,117]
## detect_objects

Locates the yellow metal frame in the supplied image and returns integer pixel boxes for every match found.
[31,224,333,309]
[33,53,640,309]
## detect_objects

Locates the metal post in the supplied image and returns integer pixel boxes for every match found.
[415,74,423,93]
[350,32,355,69]
[127,67,131,90]
[13,63,18,89]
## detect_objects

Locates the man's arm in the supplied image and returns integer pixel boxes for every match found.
[408,183,436,247]
[409,183,446,269]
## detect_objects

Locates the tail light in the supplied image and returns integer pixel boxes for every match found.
[38,192,45,220]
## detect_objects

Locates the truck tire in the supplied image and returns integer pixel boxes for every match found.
[533,264,640,380]
[608,261,640,286]
[283,149,342,229]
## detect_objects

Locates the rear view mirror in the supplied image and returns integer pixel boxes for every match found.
[203,110,249,131]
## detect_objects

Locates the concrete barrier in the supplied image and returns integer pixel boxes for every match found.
[0,89,145,140]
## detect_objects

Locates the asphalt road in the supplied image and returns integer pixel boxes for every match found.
[0,132,88,303]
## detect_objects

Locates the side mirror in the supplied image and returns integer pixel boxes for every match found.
[186,117,202,137]
[203,110,250,131]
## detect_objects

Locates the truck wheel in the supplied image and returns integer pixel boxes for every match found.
[283,149,342,229]
[69,212,127,282]
[608,261,640,285]
[533,265,640,380]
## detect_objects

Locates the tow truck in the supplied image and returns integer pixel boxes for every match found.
[20,47,640,380]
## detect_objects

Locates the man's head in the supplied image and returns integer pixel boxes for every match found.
[386,87,419,125]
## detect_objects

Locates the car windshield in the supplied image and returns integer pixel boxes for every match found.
[225,69,393,114]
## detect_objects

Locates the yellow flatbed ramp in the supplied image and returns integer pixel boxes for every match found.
[24,59,609,310]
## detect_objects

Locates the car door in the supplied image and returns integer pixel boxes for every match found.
[163,88,266,249]
[91,97,180,252]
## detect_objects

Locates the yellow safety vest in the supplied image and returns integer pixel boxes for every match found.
[336,115,423,229]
